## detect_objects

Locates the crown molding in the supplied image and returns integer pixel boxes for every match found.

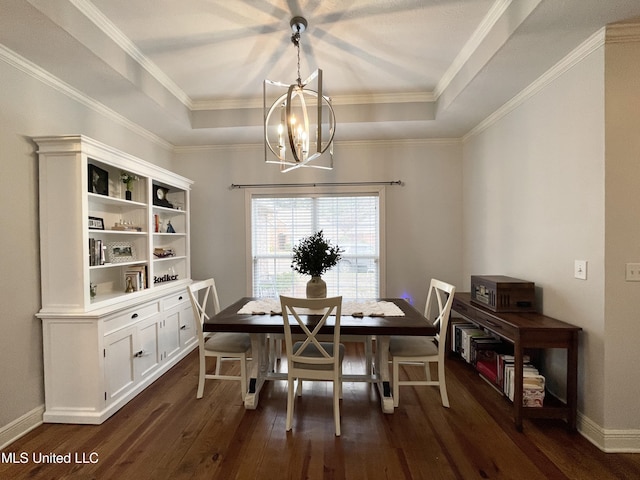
[435,0,513,99]
[173,137,461,154]
[463,27,605,142]
[605,22,640,44]
[0,44,173,151]
[69,0,192,108]
[191,91,435,111]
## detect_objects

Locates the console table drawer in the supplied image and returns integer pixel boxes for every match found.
[452,297,477,321]
[473,310,517,340]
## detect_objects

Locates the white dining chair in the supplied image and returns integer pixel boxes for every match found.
[187,279,251,400]
[280,295,344,436]
[389,279,456,408]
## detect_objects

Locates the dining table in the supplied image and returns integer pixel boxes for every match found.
[203,297,436,413]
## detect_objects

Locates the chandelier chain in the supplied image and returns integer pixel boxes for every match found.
[291,29,302,86]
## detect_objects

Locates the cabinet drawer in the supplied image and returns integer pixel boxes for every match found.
[161,289,189,311]
[473,310,517,341]
[104,301,161,335]
[452,297,477,321]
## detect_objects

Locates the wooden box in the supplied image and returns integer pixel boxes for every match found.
[470,275,536,312]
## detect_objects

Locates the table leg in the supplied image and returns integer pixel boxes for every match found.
[566,333,579,431]
[514,342,524,431]
[244,333,267,410]
[374,335,395,413]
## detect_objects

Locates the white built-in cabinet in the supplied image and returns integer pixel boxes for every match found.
[35,135,197,424]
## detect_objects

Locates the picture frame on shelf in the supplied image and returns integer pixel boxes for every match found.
[88,216,105,230]
[106,242,135,263]
[88,163,109,196]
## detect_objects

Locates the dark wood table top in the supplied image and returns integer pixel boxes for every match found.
[204,297,436,336]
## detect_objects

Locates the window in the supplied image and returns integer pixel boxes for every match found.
[248,187,384,299]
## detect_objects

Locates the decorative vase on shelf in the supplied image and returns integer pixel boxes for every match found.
[120,171,138,202]
[306,276,327,298]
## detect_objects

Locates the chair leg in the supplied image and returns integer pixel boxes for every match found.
[197,352,206,399]
[392,359,400,408]
[296,379,303,397]
[438,360,449,408]
[239,354,247,402]
[334,381,341,436]
[425,360,432,382]
[215,355,222,375]
[365,336,373,375]
[286,377,295,431]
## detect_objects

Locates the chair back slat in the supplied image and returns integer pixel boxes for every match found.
[187,278,221,342]
[280,296,342,367]
[423,279,456,351]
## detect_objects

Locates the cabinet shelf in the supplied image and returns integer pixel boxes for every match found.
[89,192,146,208]
[152,205,186,214]
[90,230,147,235]
[90,260,148,270]
[153,255,187,263]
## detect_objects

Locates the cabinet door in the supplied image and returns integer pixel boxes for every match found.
[136,315,161,380]
[104,325,137,405]
[179,303,197,348]
[160,310,182,362]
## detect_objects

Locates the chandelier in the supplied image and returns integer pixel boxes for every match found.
[264,17,336,172]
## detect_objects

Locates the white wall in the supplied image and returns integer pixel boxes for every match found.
[463,45,609,424]
[603,34,640,431]
[173,140,463,310]
[0,53,173,438]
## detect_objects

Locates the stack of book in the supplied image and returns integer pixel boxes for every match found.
[125,265,148,291]
[452,322,501,364]
[88,238,105,266]
[499,354,545,407]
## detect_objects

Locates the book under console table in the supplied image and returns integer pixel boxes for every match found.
[450,293,581,431]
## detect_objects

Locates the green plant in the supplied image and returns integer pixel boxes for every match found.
[120,171,139,191]
[291,230,342,277]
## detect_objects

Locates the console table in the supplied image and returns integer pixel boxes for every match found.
[451,293,581,431]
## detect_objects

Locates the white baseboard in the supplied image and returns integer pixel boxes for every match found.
[578,412,640,452]
[0,405,44,450]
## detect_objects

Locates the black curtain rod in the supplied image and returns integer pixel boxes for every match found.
[230,180,403,189]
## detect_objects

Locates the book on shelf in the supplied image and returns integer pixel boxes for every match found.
[503,361,545,406]
[470,336,504,365]
[88,238,105,266]
[451,319,474,351]
[125,265,148,291]
[460,327,492,363]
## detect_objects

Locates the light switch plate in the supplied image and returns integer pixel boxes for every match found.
[574,260,587,280]
[626,263,640,282]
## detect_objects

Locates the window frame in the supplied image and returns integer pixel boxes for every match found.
[245,185,386,298]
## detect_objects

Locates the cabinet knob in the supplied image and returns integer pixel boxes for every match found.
[133,350,144,358]
[131,313,138,319]
[178,296,183,301]
[180,325,187,330]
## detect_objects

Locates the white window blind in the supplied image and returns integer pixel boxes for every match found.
[251,191,381,299]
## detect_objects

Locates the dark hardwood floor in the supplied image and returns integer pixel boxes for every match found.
[2,343,639,479]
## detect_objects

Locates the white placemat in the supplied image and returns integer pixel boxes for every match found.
[237,299,405,317]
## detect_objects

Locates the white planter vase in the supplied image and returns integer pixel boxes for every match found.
[306,276,327,298]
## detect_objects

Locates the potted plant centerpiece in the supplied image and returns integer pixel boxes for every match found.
[291,230,342,298]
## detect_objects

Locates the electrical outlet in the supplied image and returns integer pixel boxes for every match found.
[626,263,640,282]
[574,260,587,280]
